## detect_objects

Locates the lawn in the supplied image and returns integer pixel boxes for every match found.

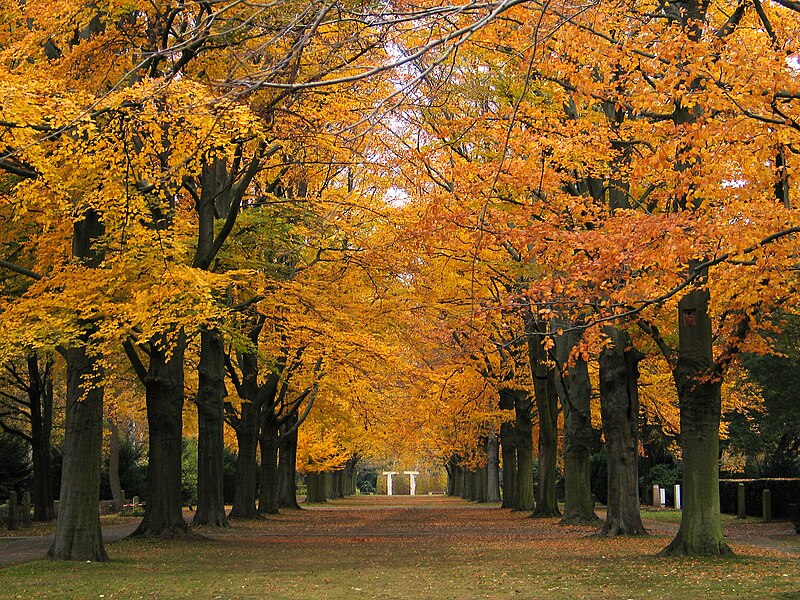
[0,496,798,599]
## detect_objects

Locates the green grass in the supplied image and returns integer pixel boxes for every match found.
[0,497,798,599]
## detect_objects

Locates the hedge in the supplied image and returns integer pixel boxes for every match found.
[719,478,800,519]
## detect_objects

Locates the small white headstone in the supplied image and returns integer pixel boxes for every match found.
[674,484,681,510]
[652,485,660,507]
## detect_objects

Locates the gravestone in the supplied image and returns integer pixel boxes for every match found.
[21,491,31,527]
[737,483,746,519]
[674,484,681,510]
[762,489,771,523]
[789,503,800,534]
[652,485,661,507]
[7,491,17,531]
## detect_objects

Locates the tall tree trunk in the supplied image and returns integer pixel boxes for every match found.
[306,471,327,502]
[598,327,647,537]
[193,329,229,527]
[343,456,358,496]
[49,210,106,560]
[48,347,106,561]
[258,419,279,514]
[277,415,301,509]
[229,400,260,518]
[108,420,122,512]
[29,354,54,521]
[476,463,488,502]
[527,318,561,518]
[661,289,731,555]
[486,432,501,502]
[513,390,536,511]
[500,421,517,508]
[133,331,188,537]
[555,327,599,525]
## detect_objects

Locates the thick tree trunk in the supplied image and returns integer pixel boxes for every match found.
[48,347,107,561]
[133,331,188,537]
[343,456,358,496]
[555,328,600,525]
[193,329,229,527]
[108,421,122,512]
[277,416,301,509]
[476,463,488,502]
[305,471,327,502]
[513,390,536,512]
[527,318,561,518]
[500,421,517,508]
[49,211,106,560]
[486,432,501,502]
[661,289,731,555]
[229,400,260,518]
[598,327,647,537]
[30,354,54,521]
[258,420,279,514]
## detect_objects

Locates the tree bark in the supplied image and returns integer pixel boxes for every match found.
[48,347,107,561]
[555,327,599,525]
[527,318,561,518]
[229,400,260,518]
[660,289,731,555]
[258,419,279,514]
[500,421,517,508]
[132,330,189,537]
[305,471,327,502]
[29,354,54,521]
[513,390,536,512]
[49,210,106,560]
[108,420,122,512]
[598,327,647,537]
[277,415,301,509]
[486,432,501,502]
[193,329,229,527]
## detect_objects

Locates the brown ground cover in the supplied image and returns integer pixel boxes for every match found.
[0,496,797,599]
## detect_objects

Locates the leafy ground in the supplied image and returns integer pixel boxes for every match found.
[0,496,798,599]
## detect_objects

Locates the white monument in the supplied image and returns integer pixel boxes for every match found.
[404,471,420,496]
[383,471,397,495]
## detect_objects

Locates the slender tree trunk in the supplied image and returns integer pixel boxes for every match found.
[500,421,517,508]
[277,416,301,509]
[133,331,188,537]
[661,289,731,555]
[486,432,501,502]
[229,400,260,518]
[527,318,561,518]
[30,354,54,521]
[598,327,647,537]
[193,329,229,527]
[48,347,107,561]
[513,390,536,511]
[258,420,279,514]
[108,421,122,512]
[555,327,599,525]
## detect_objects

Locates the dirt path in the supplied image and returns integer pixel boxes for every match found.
[641,516,800,556]
[0,521,140,566]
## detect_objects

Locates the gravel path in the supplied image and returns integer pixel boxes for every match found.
[0,521,140,566]
[642,517,800,556]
